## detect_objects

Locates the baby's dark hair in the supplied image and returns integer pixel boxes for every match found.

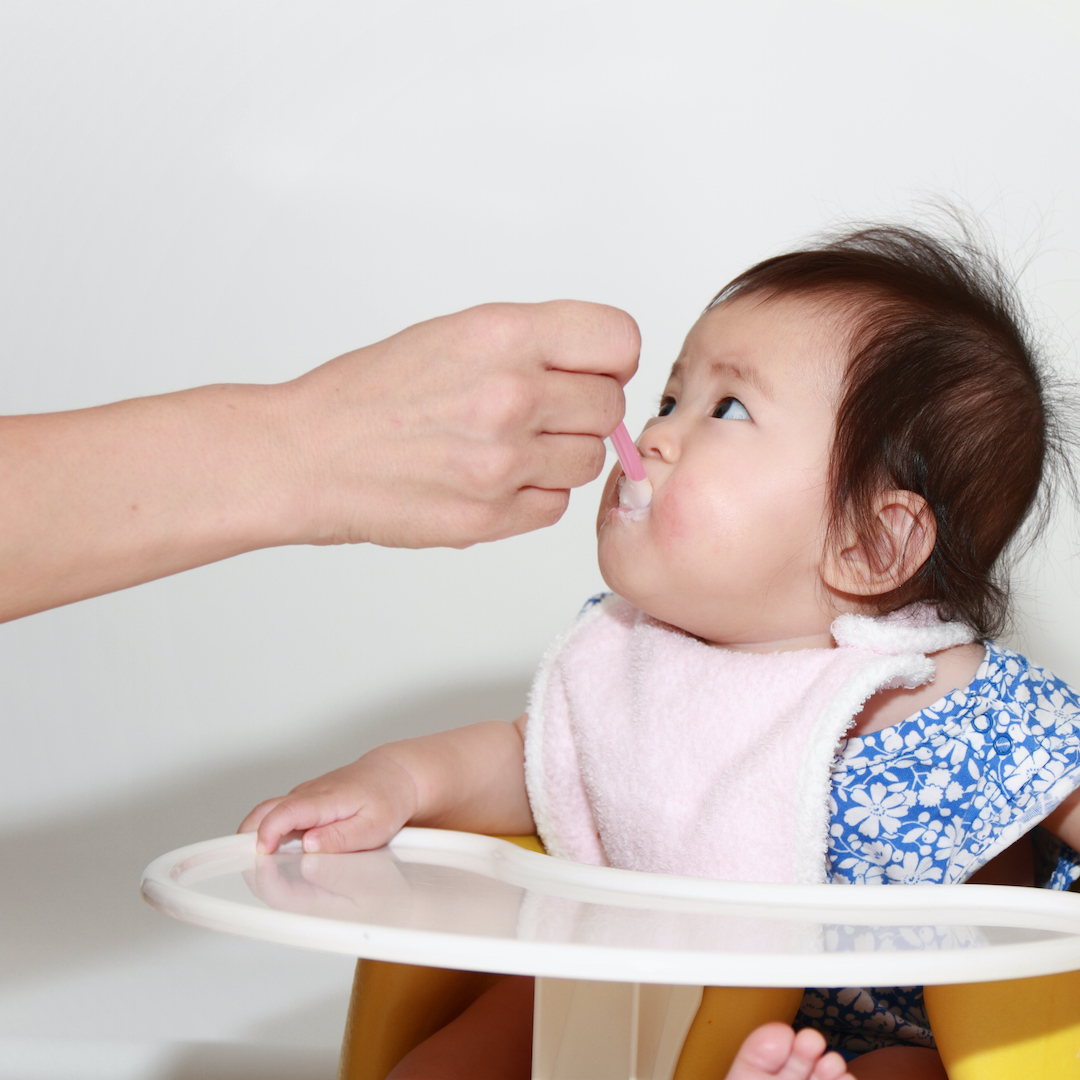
[709,222,1068,639]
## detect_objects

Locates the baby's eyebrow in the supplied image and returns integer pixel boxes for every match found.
[667,358,774,401]
[710,360,775,400]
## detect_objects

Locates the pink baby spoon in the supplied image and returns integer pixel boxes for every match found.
[609,422,652,510]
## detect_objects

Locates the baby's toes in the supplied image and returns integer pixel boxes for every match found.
[811,1050,851,1080]
[725,1023,794,1077]
[724,1024,850,1080]
[779,1028,844,1080]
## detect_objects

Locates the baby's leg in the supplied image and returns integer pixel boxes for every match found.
[846,1046,947,1078]
[386,984,858,1080]
[387,974,533,1080]
[726,1024,852,1079]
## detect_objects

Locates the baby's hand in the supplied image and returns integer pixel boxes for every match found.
[238,752,419,855]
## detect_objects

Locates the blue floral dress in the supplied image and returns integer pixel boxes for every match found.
[794,641,1080,1059]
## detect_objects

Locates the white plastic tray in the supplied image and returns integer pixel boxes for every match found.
[141,828,1080,987]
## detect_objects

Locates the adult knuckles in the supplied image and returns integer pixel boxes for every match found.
[538,301,641,376]
[535,436,607,488]
[600,380,627,431]
[437,488,569,546]
[450,498,513,545]
[457,441,522,498]
[608,308,642,370]
[500,490,568,538]
[469,369,538,433]
[451,303,532,358]
[456,301,638,366]
[441,303,639,412]
[579,436,609,480]
[534,489,571,527]
[452,493,541,546]
[582,302,640,370]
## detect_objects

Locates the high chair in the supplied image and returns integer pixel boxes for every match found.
[142,829,1080,1080]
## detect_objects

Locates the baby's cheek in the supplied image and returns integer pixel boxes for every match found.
[651,473,700,550]
[655,472,746,575]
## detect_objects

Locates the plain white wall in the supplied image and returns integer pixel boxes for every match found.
[1,2,1079,1077]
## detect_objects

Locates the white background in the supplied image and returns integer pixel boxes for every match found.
[1,3,1079,1077]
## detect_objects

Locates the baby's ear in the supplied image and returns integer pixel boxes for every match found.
[823,490,936,598]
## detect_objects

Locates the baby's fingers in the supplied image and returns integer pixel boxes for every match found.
[300,812,400,854]
[239,797,287,836]
[254,795,348,854]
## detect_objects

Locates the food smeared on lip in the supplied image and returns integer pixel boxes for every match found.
[617,475,652,516]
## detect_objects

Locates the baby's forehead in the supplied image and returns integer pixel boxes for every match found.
[665,354,774,398]
[667,292,851,397]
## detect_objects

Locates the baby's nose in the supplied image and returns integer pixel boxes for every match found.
[638,420,680,464]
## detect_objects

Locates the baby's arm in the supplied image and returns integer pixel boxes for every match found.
[239,714,532,854]
[1044,786,1080,854]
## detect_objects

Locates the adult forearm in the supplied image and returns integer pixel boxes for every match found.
[0,382,303,622]
[0,301,638,622]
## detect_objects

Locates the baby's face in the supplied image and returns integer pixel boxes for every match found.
[597,293,848,649]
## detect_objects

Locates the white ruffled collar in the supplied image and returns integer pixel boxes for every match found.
[832,603,977,656]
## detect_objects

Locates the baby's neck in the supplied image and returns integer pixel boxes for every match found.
[716,629,836,654]
[849,640,986,736]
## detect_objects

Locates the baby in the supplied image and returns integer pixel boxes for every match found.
[242,224,1080,1080]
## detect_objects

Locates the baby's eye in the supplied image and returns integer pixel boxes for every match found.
[712,397,751,421]
[657,396,676,417]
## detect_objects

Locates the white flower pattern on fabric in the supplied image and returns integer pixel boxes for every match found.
[795,641,1080,1060]
[843,783,912,838]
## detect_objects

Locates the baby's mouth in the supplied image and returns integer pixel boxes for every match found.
[614,475,652,519]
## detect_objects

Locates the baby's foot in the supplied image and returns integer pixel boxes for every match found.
[726,1023,851,1080]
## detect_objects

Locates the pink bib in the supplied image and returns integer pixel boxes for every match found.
[524,595,975,884]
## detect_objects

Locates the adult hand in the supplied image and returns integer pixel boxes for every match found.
[290,300,639,548]
[0,300,638,621]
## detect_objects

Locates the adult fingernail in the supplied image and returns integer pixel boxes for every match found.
[305,836,321,853]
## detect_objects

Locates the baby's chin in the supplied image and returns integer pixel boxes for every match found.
[596,546,668,624]
[596,498,667,608]
[595,538,634,603]
[596,545,729,642]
